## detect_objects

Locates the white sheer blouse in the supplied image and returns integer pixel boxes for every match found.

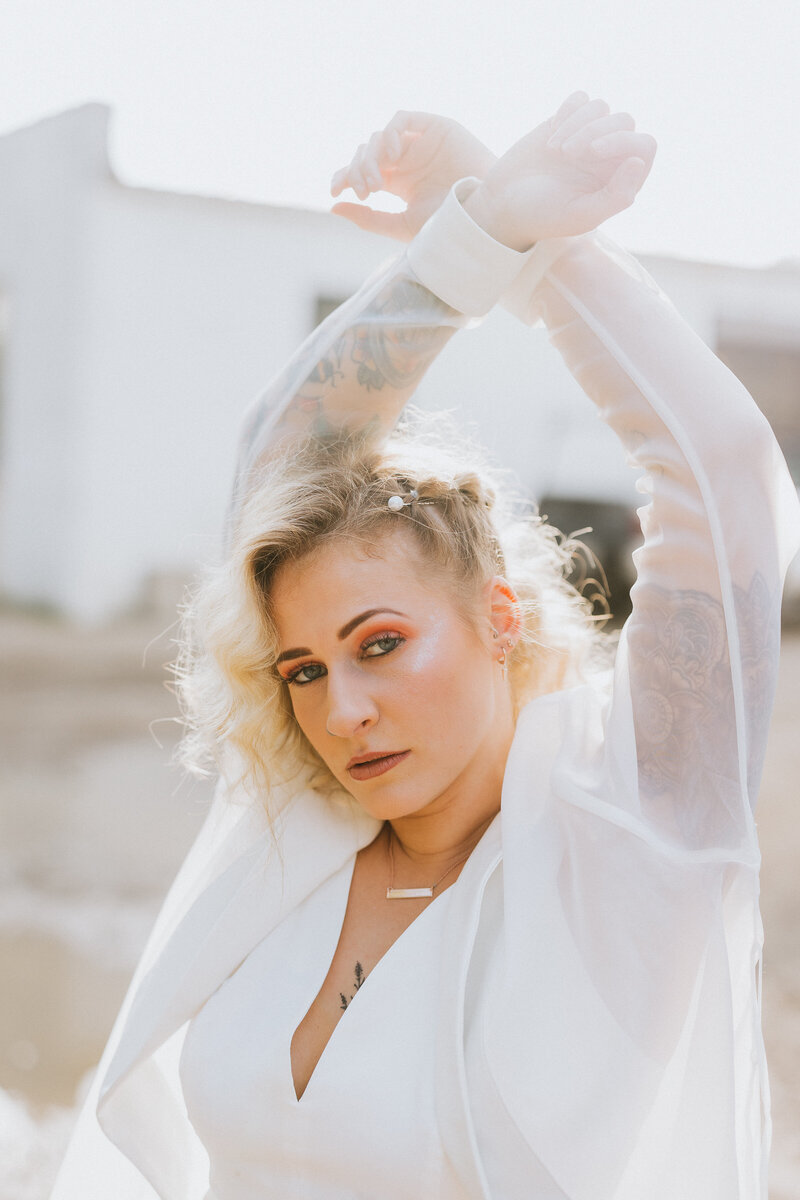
[51,177,800,1200]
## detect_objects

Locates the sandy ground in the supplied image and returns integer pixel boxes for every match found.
[0,609,797,1198]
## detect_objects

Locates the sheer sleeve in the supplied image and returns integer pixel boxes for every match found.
[399,181,798,1199]
[500,229,800,859]
[225,200,538,545]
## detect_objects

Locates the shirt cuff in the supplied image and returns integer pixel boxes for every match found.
[499,236,578,325]
[406,176,579,320]
[406,176,538,318]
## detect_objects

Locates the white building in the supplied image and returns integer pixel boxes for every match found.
[1,105,798,621]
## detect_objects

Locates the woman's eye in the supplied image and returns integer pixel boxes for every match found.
[282,633,403,684]
[361,633,404,658]
[285,662,326,686]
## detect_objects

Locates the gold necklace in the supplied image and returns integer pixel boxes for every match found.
[385,825,474,900]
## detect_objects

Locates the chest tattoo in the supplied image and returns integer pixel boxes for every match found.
[339,961,366,1010]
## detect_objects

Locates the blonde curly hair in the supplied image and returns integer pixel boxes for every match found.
[174,413,612,807]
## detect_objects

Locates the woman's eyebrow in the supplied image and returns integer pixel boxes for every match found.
[276,646,312,665]
[276,609,408,664]
[336,608,408,640]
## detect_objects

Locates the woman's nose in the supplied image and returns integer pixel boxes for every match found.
[325,670,379,738]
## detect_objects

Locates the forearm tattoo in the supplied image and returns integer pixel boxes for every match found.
[628,572,778,839]
[277,276,458,440]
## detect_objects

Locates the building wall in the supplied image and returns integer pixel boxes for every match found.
[0,105,797,620]
[0,106,98,614]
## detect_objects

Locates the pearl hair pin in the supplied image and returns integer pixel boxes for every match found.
[386,489,440,512]
[386,489,419,511]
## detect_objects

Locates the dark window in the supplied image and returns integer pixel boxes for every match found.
[716,338,800,481]
[314,296,349,329]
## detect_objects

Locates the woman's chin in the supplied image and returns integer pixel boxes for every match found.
[346,779,441,823]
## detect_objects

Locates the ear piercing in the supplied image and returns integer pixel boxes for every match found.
[497,636,515,681]
[491,627,514,669]
[498,638,514,664]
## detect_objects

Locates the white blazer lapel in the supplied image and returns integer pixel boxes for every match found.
[484,691,664,1200]
[97,787,381,1197]
[432,694,562,1199]
[435,814,502,1200]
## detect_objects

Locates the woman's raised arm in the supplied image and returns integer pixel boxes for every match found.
[412,101,800,859]
[508,229,798,858]
[227,113,533,535]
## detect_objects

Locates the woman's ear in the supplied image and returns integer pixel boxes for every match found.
[485,575,522,646]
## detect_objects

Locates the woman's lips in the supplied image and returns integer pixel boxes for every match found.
[346,750,411,781]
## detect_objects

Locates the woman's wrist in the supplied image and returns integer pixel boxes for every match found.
[461,183,536,254]
[406,177,538,318]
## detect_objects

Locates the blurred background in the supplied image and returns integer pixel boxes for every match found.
[0,1,798,1197]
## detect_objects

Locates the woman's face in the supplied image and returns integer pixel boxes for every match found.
[269,531,515,823]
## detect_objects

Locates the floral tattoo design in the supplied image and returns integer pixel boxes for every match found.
[339,961,366,1011]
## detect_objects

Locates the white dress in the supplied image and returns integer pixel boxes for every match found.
[178,854,466,1200]
[180,838,566,1200]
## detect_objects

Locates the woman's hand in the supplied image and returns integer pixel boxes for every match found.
[463,92,657,251]
[329,112,497,242]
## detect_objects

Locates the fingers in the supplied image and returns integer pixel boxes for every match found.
[331,137,383,201]
[330,202,413,242]
[548,90,590,133]
[383,126,403,162]
[591,131,657,166]
[331,142,379,201]
[383,109,436,138]
[545,95,656,174]
[576,156,651,227]
[331,110,431,200]
[560,111,635,156]
[603,156,651,206]
[548,97,611,148]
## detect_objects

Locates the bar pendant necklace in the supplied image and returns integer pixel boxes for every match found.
[385,826,473,900]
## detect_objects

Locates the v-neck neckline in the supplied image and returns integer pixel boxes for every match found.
[289,853,454,1105]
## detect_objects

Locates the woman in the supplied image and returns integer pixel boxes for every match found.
[52,93,798,1199]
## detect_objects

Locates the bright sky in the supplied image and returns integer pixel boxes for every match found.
[1,0,797,266]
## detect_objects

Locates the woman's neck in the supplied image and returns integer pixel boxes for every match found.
[386,712,512,871]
